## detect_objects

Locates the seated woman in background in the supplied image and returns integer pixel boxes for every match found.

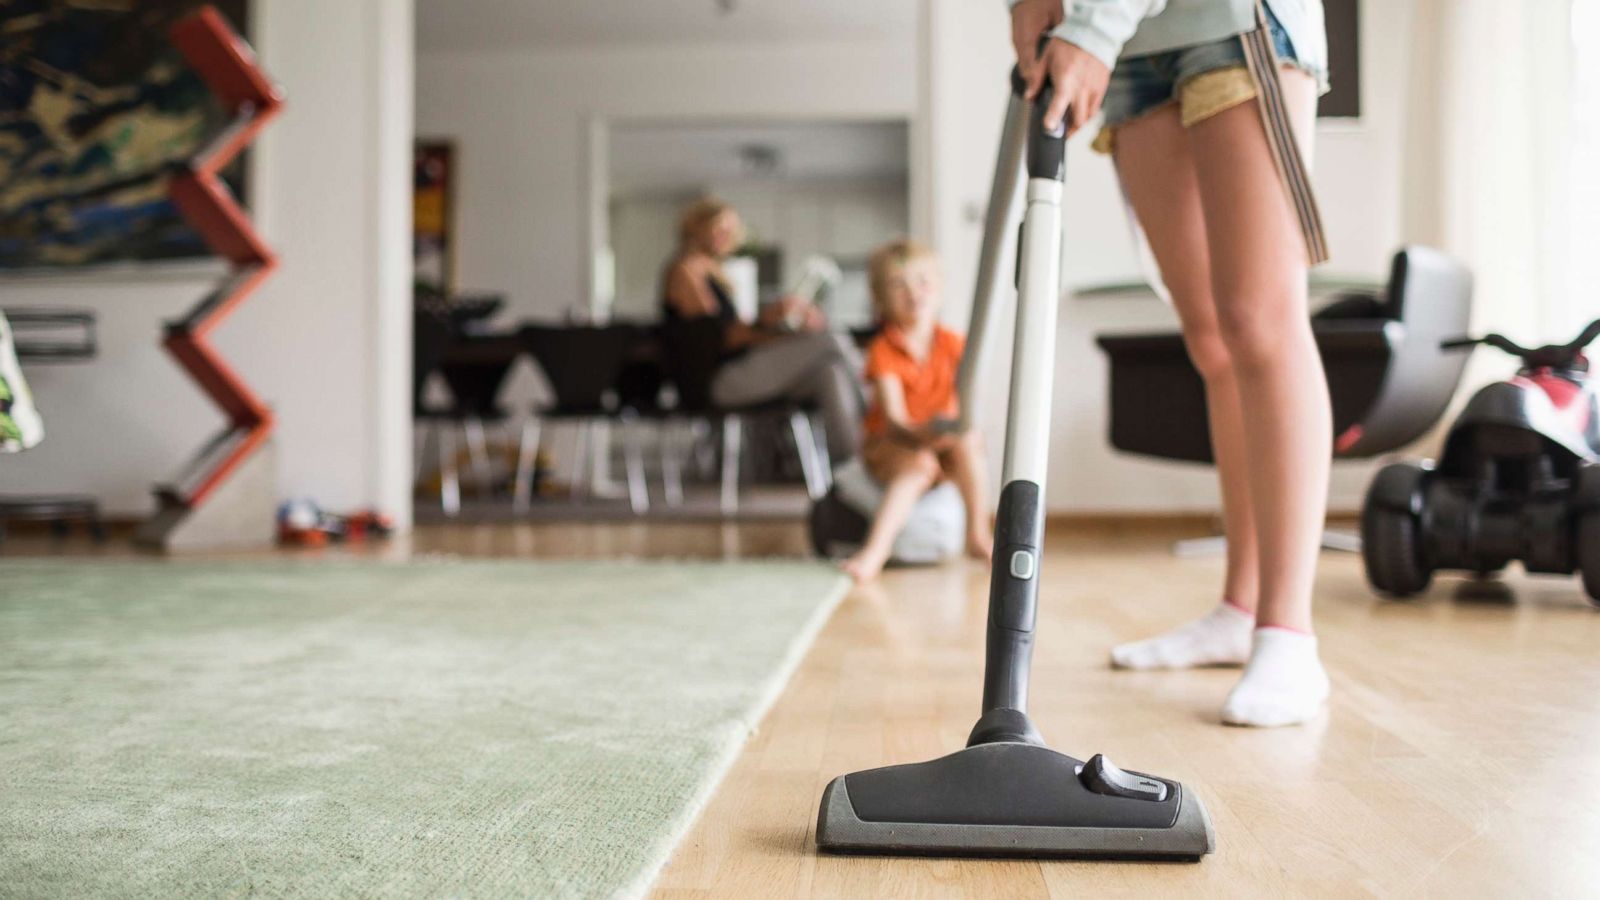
[660,197,863,461]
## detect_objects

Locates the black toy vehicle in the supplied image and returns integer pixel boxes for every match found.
[1362,318,1600,603]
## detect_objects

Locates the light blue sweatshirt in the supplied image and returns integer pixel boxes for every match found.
[1007,0,1326,75]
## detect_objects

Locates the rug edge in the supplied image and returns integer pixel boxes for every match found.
[619,573,852,900]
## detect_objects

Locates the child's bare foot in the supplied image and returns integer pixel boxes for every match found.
[840,547,890,583]
[965,530,993,562]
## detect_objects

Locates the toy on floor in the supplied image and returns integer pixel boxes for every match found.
[1362,317,1600,603]
[277,499,394,547]
[0,311,44,453]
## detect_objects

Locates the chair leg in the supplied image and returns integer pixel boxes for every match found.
[721,415,743,516]
[414,421,433,482]
[622,412,649,515]
[591,420,623,500]
[692,419,716,476]
[789,410,825,500]
[570,420,592,504]
[464,416,492,496]
[813,419,833,491]
[439,426,461,517]
[661,419,684,508]
[513,418,542,514]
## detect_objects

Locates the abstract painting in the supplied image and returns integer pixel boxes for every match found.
[0,0,249,270]
[413,141,456,295]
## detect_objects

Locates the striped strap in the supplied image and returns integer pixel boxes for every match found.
[1240,0,1330,265]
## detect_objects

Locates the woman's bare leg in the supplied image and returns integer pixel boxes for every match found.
[1187,71,1326,633]
[1103,104,1257,670]
[1188,70,1330,726]
[1113,104,1260,612]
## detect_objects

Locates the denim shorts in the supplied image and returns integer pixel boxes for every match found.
[1094,4,1327,152]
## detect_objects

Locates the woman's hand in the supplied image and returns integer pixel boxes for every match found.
[1010,0,1112,136]
[769,294,825,332]
[1034,39,1111,136]
[1010,0,1063,90]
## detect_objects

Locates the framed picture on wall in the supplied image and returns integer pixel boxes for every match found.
[0,0,252,271]
[413,140,456,296]
[1319,0,1361,119]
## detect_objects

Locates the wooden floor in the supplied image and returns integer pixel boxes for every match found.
[643,522,1600,899]
[9,519,1599,896]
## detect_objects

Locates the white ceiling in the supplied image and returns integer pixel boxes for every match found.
[416,0,918,53]
[609,120,909,194]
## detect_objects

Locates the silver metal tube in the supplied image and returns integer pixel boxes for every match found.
[955,93,1030,433]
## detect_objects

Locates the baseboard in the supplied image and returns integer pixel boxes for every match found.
[0,518,138,538]
[1045,511,1359,529]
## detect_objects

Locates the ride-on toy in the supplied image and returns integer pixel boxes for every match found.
[1362,318,1600,603]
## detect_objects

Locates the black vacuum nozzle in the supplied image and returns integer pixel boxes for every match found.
[817,742,1214,860]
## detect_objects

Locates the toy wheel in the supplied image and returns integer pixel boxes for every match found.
[1579,464,1600,606]
[1361,464,1434,597]
[1580,512,1600,606]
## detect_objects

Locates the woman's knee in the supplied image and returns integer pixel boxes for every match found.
[1180,322,1234,383]
[1214,296,1308,372]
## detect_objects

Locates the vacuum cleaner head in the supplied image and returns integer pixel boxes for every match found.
[817,741,1214,860]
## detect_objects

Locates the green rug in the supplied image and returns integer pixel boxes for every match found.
[0,559,847,899]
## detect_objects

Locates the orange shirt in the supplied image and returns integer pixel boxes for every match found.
[863,324,966,437]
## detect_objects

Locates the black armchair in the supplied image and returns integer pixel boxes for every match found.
[1096,245,1474,466]
[656,318,832,514]
[517,322,650,514]
[1095,246,1474,552]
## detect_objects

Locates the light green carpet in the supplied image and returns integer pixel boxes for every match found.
[0,559,847,899]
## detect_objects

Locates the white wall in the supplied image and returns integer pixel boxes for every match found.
[922,0,1414,513]
[414,39,919,325]
[0,0,414,525]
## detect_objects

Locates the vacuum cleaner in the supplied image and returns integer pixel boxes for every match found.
[1362,317,1600,603]
[814,70,1216,861]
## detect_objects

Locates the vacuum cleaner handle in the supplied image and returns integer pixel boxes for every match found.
[955,86,1029,433]
[975,74,1069,734]
[956,64,1069,432]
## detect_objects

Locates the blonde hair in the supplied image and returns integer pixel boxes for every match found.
[677,196,740,252]
[867,238,938,315]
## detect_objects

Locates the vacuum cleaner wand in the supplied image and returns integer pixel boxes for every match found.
[815,68,1216,862]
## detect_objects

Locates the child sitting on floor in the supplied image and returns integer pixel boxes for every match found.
[841,240,992,583]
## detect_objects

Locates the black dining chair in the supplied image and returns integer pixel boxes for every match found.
[517,322,651,514]
[613,335,690,508]
[656,318,831,515]
[414,301,521,517]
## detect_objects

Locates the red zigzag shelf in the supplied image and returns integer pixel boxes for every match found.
[160,6,282,509]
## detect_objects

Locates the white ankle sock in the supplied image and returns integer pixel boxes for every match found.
[1220,628,1330,727]
[1109,602,1254,670]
